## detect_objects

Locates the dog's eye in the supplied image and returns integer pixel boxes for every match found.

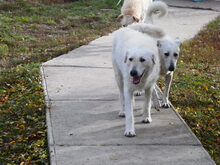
[174,53,178,57]
[140,57,146,62]
[129,58,133,62]
[164,52,169,56]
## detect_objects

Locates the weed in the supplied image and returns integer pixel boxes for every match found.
[170,16,220,164]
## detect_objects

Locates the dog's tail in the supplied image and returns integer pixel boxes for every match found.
[116,0,122,6]
[145,1,168,24]
[127,23,165,38]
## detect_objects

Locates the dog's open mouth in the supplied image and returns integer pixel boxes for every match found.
[133,71,145,85]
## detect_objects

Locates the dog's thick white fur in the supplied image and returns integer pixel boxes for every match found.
[128,2,180,109]
[157,37,180,108]
[147,1,179,108]
[112,23,165,137]
[118,0,168,27]
[118,0,152,27]
[145,1,168,24]
[128,11,180,109]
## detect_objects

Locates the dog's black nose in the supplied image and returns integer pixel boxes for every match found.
[130,69,138,77]
[168,64,175,71]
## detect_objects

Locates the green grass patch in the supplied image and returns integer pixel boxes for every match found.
[0,64,48,164]
[0,0,120,164]
[169,16,220,164]
[0,0,120,68]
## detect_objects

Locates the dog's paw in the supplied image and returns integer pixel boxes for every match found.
[154,103,161,111]
[134,91,142,96]
[118,111,125,117]
[124,130,136,137]
[142,117,152,124]
[162,103,170,108]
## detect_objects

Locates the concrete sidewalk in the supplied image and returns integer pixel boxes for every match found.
[163,0,220,12]
[41,5,219,165]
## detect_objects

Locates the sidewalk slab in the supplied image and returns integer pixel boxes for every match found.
[42,67,117,101]
[43,42,112,67]
[49,101,199,146]
[153,8,219,41]
[55,145,214,165]
[43,34,113,67]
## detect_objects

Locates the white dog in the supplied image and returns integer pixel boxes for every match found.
[112,23,165,137]
[118,0,152,27]
[145,1,168,24]
[118,0,168,27]
[128,2,180,108]
[156,37,180,108]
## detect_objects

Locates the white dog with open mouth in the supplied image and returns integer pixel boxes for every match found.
[112,23,165,137]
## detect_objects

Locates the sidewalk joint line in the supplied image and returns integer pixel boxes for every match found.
[51,143,202,147]
[169,5,220,12]
[47,98,118,102]
[43,65,112,69]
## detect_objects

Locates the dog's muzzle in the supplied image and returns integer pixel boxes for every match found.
[130,69,145,85]
[168,63,175,71]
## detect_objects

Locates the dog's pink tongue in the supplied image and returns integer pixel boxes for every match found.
[133,76,141,84]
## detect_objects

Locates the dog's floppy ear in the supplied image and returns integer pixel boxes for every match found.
[124,51,128,63]
[132,16,140,22]
[124,55,128,63]
[157,40,162,48]
[175,38,180,46]
[117,14,123,20]
[152,54,155,64]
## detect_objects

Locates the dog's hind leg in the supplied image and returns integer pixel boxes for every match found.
[142,87,153,123]
[162,72,173,108]
[152,85,161,111]
[124,85,136,137]
[118,79,125,117]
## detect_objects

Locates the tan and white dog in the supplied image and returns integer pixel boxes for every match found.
[118,0,168,27]
[112,23,165,137]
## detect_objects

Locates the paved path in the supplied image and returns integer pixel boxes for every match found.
[41,4,219,165]
[163,0,220,12]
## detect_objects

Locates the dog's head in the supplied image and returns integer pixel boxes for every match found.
[124,48,156,85]
[157,38,180,72]
[118,14,140,27]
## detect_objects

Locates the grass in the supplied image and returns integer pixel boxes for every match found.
[0,0,120,164]
[168,16,220,164]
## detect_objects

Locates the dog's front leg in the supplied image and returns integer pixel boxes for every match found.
[162,72,173,108]
[123,86,136,137]
[142,87,153,123]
